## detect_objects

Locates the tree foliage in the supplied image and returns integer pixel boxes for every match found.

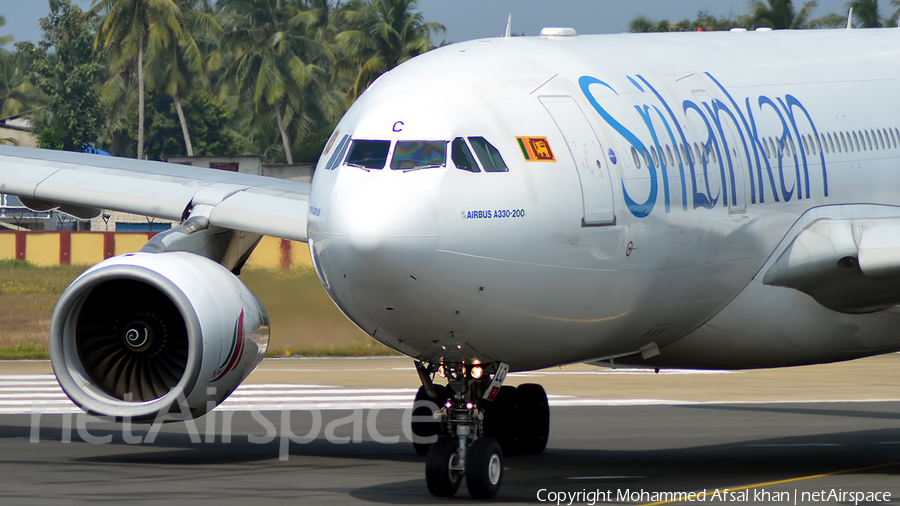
[16,0,106,152]
[335,0,444,97]
[141,91,239,160]
[6,0,895,164]
[629,12,738,32]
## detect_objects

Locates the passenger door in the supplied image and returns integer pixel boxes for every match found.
[539,96,616,226]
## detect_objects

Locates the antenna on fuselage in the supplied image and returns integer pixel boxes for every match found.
[847,7,854,29]
[504,14,512,37]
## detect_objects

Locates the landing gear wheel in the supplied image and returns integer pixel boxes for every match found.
[425,436,462,497]
[412,385,447,455]
[483,385,520,455]
[517,383,549,454]
[466,437,504,499]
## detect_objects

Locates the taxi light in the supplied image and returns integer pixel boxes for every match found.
[445,401,452,408]
[471,358,481,365]
[466,402,474,409]
[471,366,483,379]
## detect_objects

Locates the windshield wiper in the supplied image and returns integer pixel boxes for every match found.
[402,164,444,172]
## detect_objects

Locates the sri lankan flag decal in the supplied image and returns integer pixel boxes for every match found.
[517,136,556,162]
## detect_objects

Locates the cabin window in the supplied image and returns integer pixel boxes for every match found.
[828,133,835,153]
[650,146,660,167]
[801,135,809,156]
[637,147,648,167]
[767,138,775,157]
[895,128,900,147]
[631,147,641,168]
[840,132,848,152]
[325,134,351,170]
[391,140,447,170]
[666,145,675,166]
[878,129,885,149]
[865,130,872,150]
[680,144,689,165]
[451,138,480,172]
[891,129,898,148]
[763,139,771,158]
[469,137,508,172]
[788,137,795,157]
[853,131,861,151]
[692,143,700,163]
[809,134,817,155]
[346,139,391,169]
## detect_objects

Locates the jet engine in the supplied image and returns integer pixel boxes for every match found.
[50,251,269,422]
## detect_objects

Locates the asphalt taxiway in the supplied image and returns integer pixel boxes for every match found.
[0,355,898,504]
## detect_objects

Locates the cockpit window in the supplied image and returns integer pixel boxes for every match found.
[451,138,480,172]
[468,137,508,172]
[346,140,391,169]
[325,134,350,170]
[390,140,447,170]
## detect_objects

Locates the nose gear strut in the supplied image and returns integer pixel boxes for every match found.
[412,360,550,499]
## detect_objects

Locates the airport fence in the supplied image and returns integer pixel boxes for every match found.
[0,231,312,270]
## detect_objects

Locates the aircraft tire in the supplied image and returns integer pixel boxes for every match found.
[516,383,549,454]
[425,435,462,497]
[483,385,521,455]
[412,385,447,455]
[466,437,504,499]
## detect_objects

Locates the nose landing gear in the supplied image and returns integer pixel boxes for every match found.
[413,360,549,499]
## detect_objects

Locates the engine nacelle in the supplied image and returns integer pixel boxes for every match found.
[50,252,269,422]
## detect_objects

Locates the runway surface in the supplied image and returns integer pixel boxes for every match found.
[0,356,899,504]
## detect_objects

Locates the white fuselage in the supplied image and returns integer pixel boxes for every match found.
[307,28,900,371]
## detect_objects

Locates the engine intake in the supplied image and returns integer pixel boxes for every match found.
[51,252,269,422]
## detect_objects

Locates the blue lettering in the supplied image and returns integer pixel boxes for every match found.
[759,96,796,202]
[580,76,658,218]
[578,73,829,217]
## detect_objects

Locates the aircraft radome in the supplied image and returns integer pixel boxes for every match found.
[2,25,900,499]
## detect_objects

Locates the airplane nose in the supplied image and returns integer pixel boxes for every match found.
[325,178,438,292]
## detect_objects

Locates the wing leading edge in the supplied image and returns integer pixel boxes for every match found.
[0,146,310,242]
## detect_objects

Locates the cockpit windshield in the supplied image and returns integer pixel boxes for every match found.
[390,141,447,170]
[346,140,391,169]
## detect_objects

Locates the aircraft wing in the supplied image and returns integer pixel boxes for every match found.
[0,146,310,242]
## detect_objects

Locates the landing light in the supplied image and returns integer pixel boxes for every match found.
[466,402,474,409]
[471,366,483,379]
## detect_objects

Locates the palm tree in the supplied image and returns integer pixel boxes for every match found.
[146,0,221,156]
[335,0,444,98]
[218,0,334,164]
[890,0,900,26]
[0,51,34,118]
[849,0,882,27]
[89,0,183,159]
[739,0,817,29]
[0,16,13,48]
